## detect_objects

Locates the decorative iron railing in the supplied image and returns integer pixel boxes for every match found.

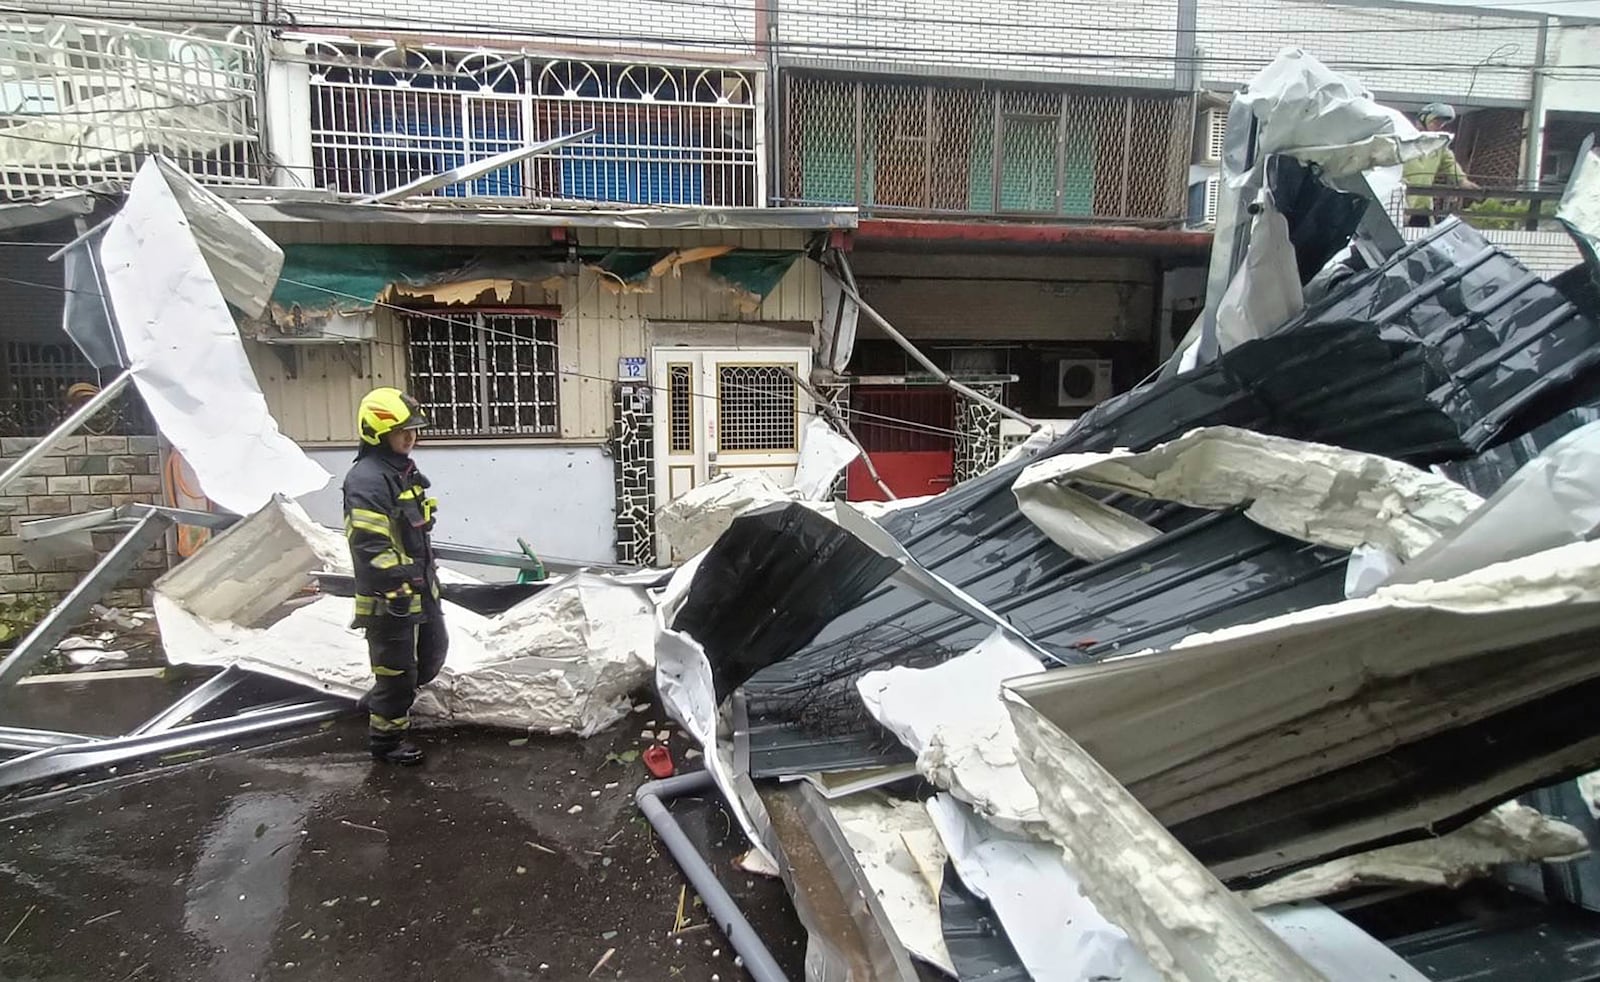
[300,40,761,206]
[0,12,260,199]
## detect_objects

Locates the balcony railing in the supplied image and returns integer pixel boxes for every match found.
[299,40,761,206]
[1402,184,1572,232]
[781,74,1190,224]
[0,13,261,199]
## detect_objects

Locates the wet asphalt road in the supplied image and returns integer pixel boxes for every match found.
[0,710,808,982]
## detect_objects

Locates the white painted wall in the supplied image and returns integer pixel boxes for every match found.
[1546,24,1600,115]
[296,444,618,571]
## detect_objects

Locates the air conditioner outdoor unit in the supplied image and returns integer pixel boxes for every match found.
[1201,109,1227,164]
[1057,358,1114,408]
[1203,176,1221,224]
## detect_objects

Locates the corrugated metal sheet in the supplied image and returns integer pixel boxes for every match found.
[248,228,821,444]
[697,220,1600,779]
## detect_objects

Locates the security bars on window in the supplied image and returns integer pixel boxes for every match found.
[0,341,151,438]
[0,12,261,200]
[404,313,559,437]
[300,40,759,207]
[717,365,796,452]
[782,73,1189,222]
[668,364,694,453]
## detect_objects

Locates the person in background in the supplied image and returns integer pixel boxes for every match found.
[344,387,446,766]
[1403,103,1479,227]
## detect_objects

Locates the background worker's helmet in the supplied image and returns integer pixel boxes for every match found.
[357,387,431,446]
[1418,103,1457,126]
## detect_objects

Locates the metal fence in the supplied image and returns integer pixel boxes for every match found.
[302,41,761,206]
[782,74,1190,224]
[0,12,260,200]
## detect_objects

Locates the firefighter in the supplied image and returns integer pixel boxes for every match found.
[345,386,446,766]
[1403,103,1480,227]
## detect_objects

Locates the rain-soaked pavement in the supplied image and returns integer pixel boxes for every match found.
[0,697,808,982]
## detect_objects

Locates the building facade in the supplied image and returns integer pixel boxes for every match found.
[0,0,1595,572]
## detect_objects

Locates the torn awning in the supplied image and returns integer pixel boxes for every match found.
[261,244,804,321]
[263,244,567,316]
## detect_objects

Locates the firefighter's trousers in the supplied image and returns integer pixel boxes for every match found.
[365,599,448,750]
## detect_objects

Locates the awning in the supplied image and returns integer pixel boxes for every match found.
[260,243,806,325]
[215,188,858,231]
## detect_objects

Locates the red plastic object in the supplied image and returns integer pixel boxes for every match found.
[643,744,675,778]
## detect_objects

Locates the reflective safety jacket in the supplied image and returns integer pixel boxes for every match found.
[342,444,440,627]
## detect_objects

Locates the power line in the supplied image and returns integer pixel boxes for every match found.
[274,277,973,441]
[276,1,1555,38]
[0,5,1588,71]
[0,94,250,119]
[0,268,978,443]
[14,0,1575,39]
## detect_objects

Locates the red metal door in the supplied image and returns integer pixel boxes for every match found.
[846,386,955,501]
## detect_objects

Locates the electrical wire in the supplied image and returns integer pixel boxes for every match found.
[0,94,250,119]
[5,0,1577,42]
[0,5,1590,70]
[0,268,980,443]
[274,275,979,441]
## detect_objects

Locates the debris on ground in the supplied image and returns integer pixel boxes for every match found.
[6,46,1600,982]
[642,48,1600,982]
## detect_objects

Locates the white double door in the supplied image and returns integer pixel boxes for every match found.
[651,345,812,520]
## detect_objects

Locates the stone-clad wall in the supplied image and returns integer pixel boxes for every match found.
[0,435,168,611]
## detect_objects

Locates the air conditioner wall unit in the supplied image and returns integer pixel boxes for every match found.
[1057,358,1114,408]
[1201,109,1227,164]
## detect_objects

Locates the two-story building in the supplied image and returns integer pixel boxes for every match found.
[0,0,1595,575]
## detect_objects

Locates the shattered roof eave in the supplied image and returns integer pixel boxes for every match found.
[213,187,859,231]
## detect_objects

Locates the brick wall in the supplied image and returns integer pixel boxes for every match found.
[0,436,168,612]
[1196,0,1536,102]
[9,0,1545,107]
[1456,108,1526,184]
[1401,227,1580,278]
[7,0,256,21]
[776,0,1183,86]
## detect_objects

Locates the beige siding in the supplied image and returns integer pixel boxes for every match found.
[249,308,409,445]
[248,225,822,445]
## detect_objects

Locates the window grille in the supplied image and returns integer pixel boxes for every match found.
[0,341,151,437]
[404,312,559,438]
[667,363,693,453]
[717,366,796,452]
[0,12,261,199]
[302,40,758,206]
[783,73,1189,223]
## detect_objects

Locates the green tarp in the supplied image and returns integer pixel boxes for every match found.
[268,244,803,316]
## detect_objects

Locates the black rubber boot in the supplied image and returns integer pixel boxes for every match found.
[371,740,424,766]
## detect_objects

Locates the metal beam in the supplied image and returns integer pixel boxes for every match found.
[831,252,1037,428]
[0,511,171,689]
[18,504,238,542]
[0,370,134,497]
[357,130,596,204]
[0,726,94,753]
[430,541,608,573]
[130,666,247,735]
[0,698,347,793]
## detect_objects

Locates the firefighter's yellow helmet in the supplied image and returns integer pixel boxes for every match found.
[357,387,430,446]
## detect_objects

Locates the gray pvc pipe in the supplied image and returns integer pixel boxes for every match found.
[635,771,789,982]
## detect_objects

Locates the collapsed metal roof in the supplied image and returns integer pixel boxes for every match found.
[704,219,1600,781]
